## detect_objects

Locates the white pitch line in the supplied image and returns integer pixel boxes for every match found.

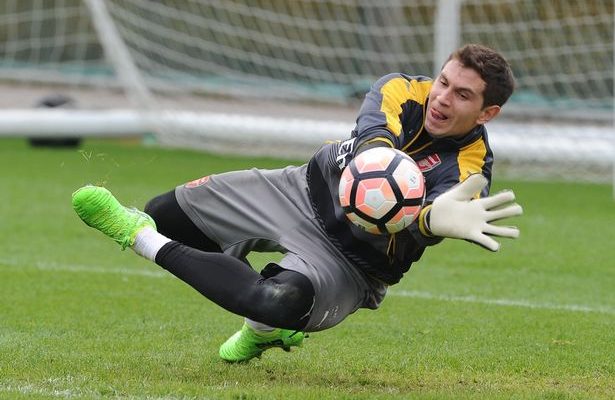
[0,258,168,278]
[0,382,203,400]
[2,258,613,316]
[389,290,615,316]
[0,383,82,399]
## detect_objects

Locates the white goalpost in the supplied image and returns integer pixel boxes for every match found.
[0,0,613,184]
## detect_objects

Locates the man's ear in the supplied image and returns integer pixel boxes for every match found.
[476,105,501,125]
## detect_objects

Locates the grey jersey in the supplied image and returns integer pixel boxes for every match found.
[306,73,493,284]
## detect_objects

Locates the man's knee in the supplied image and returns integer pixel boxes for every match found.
[253,268,315,329]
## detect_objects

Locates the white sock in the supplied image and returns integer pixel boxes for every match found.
[131,227,172,261]
[246,318,275,333]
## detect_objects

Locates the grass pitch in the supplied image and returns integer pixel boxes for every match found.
[0,138,613,399]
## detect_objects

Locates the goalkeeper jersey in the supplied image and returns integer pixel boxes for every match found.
[306,73,494,285]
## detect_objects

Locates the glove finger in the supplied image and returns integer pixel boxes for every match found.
[479,190,516,210]
[484,224,520,238]
[449,174,488,201]
[486,204,523,221]
[468,232,500,252]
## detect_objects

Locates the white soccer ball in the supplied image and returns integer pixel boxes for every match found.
[338,147,425,234]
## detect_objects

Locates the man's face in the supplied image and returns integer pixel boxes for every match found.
[425,59,499,138]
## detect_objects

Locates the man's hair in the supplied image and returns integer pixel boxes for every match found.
[447,44,515,108]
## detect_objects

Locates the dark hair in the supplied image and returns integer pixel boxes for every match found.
[447,44,515,108]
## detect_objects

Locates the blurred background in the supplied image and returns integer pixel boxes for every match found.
[0,0,613,183]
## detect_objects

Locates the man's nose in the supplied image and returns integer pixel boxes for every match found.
[437,89,452,106]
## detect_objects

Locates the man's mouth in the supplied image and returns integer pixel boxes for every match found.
[430,108,448,122]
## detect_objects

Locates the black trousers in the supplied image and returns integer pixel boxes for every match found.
[144,190,315,330]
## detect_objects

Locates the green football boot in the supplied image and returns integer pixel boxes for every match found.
[219,323,306,363]
[72,185,155,249]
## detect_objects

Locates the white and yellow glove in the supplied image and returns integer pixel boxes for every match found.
[423,174,523,251]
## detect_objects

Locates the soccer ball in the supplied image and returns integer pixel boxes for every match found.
[338,147,425,234]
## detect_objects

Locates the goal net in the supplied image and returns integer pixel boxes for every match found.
[0,0,613,183]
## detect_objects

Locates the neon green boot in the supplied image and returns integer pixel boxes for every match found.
[72,185,155,249]
[219,323,306,362]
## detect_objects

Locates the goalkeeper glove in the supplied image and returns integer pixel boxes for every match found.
[424,174,523,251]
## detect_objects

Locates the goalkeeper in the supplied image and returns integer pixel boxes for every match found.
[72,44,522,362]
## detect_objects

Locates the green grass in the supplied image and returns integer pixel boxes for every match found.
[0,138,613,399]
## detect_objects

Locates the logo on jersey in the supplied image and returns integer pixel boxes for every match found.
[416,154,441,172]
[336,137,356,170]
[185,176,210,188]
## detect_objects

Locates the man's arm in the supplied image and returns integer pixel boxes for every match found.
[351,73,431,154]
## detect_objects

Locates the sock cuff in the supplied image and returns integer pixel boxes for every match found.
[132,227,172,261]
